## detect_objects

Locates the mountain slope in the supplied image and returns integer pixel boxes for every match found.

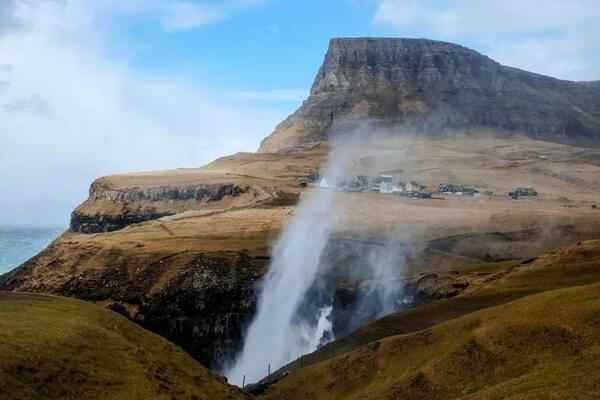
[0,292,250,400]
[265,282,600,400]
[260,38,600,152]
[3,135,600,372]
[262,240,600,400]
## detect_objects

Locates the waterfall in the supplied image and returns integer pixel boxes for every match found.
[226,139,407,386]
[225,184,337,385]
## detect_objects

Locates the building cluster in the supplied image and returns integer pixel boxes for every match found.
[509,187,538,199]
[438,183,480,197]
[312,172,539,201]
[318,174,431,198]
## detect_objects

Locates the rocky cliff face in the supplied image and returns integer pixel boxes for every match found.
[66,150,323,235]
[0,240,268,370]
[260,38,600,152]
[71,179,250,233]
[0,229,482,370]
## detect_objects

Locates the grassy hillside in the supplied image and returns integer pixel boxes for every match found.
[0,292,250,400]
[262,240,600,399]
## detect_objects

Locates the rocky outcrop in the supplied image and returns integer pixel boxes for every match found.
[70,210,174,233]
[136,252,266,370]
[65,148,324,235]
[88,180,248,203]
[260,38,600,152]
[70,181,249,233]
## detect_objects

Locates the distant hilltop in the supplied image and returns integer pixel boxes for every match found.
[259,37,600,152]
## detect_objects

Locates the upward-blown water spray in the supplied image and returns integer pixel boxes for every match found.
[226,137,408,386]
[226,183,336,385]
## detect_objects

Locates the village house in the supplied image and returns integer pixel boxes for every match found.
[379,175,394,193]
[439,183,480,196]
[317,173,432,199]
[509,187,538,199]
[319,176,332,189]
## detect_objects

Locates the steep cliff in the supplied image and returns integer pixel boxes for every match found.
[68,149,322,234]
[71,178,251,233]
[260,38,600,152]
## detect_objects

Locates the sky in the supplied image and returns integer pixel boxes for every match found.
[0,0,599,226]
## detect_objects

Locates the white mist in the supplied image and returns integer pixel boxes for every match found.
[226,138,407,386]
[225,184,337,385]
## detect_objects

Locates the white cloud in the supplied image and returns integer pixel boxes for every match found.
[373,0,600,81]
[0,1,289,226]
[160,0,267,31]
[87,0,267,32]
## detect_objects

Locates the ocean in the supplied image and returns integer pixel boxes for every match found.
[0,226,65,274]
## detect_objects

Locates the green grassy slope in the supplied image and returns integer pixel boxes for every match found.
[0,293,250,400]
[263,240,600,400]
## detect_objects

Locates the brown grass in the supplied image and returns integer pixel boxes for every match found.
[0,292,251,400]
[262,240,600,400]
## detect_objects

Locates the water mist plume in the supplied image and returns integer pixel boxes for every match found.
[225,182,336,385]
[226,134,408,386]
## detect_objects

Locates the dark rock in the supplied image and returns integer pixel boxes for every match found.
[70,182,249,233]
[105,301,129,317]
[139,253,265,370]
[70,210,174,234]
[405,273,470,302]
[88,181,248,203]
[260,38,600,152]
[0,247,268,371]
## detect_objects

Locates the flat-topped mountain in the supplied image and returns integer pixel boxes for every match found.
[260,38,600,152]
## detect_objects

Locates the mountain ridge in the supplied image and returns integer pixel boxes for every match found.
[259,37,600,152]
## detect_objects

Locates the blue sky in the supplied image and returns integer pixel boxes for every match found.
[108,1,378,93]
[0,0,599,225]
[102,0,600,90]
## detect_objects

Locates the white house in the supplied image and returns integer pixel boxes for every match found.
[319,177,332,189]
[380,175,394,193]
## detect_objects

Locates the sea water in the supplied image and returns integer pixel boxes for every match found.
[0,226,64,274]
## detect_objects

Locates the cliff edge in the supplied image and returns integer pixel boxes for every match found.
[259,38,600,152]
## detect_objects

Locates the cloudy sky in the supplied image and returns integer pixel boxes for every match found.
[1,0,598,226]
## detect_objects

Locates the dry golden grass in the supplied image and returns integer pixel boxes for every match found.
[5,136,600,399]
[0,292,250,400]
[66,134,600,261]
[263,240,600,400]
